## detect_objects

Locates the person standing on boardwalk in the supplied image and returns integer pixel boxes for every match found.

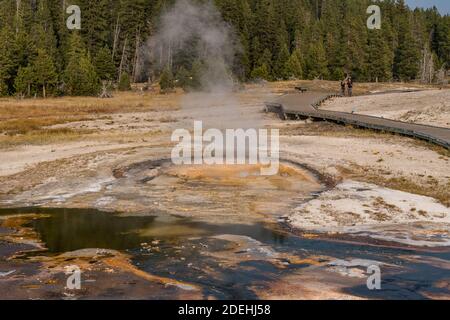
[347,77,353,97]
[340,79,346,96]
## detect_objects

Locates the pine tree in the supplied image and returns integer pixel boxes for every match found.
[306,41,329,79]
[0,25,17,95]
[251,63,270,80]
[0,0,15,29]
[274,43,290,80]
[321,0,345,80]
[32,0,59,69]
[434,15,450,66]
[215,0,252,79]
[94,46,116,81]
[159,67,174,92]
[367,30,393,82]
[285,49,303,79]
[257,49,273,75]
[190,60,203,90]
[79,0,112,54]
[14,31,34,71]
[116,0,151,76]
[31,49,58,98]
[394,13,421,81]
[250,36,262,73]
[394,34,421,81]
[14,65,33,97]
[340,0,369,80]
[1,0,450,93]
[253,0,278,55]
[119,72,132,91]
[175,66,192,91]
[64,33,100,96]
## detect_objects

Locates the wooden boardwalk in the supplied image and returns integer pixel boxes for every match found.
[265,92,450,150]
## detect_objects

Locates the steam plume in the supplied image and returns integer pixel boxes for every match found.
[143,0,240,93]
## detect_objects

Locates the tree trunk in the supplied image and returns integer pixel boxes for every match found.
[132,29,141,82]
[43,84,46,98]
[15,0,21,34]
[62,0,65,20]
[112,15,120,60]
[118,37,128,81]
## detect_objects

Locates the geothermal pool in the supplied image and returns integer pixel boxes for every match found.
[1,161,450,299]
[1,207,450,299]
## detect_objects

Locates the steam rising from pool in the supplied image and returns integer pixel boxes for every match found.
[142,0,240,93]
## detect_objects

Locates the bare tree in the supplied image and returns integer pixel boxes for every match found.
[112,15,121,60]
[62,0,65,23]
[15,0,21,34]
[118,36,128,81]
[132,29,141,82]
[99,81,113,98]
[435,64,448,89]
[420,45,435,84]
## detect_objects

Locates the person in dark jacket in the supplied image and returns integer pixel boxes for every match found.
[340,79,346,96]
[347,77,353,97]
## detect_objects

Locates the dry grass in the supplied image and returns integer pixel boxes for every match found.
[281,122,450,157]
[0,127,169,149]
[0,91,180,121]
[0,128,94,148]
[378,176,449,207]
[0,91,181,147]
[0,117,89,135]
[337,164,450,207]
[281,122,402,140]
[264,79,442,96]
[411,140,450,158]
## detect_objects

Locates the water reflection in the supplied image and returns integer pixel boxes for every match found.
[0,207,286,253]
[1,207,449,299]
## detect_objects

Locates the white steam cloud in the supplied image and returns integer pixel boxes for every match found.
[142,0,240,93]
